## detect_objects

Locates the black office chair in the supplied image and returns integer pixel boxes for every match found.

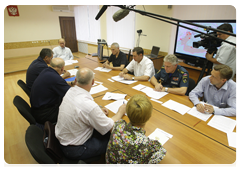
[186,78,196,96]
[13,95,44,130]
[128,49,131,62]
[17,79,31,97]
[25,125,101,164]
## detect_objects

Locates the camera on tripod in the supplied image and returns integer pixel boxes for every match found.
[193,31,223,54]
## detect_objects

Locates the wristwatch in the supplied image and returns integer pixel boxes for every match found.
[132,77,135,81]
[165,87,168,92]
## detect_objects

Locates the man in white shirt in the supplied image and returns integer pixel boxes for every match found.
[52,38,74,61]
[205,23,236,79]
[119,47,155,81]
[55,68,126,161]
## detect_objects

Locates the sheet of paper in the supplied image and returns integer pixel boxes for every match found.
[90,84,108,95]
[207,115,236,133]
[108,78,114,82]
[65,60,78,65]
[132,84,147,91]
[140,87,168,100]
[148,128,173,145]
[102,92,127,101]
[94,67,112,72]
[227,132,236,148]
[111,76,137,85]
[67,69,78,76]
[187,107,212,121]
[162,99,191,115]
[105,99,128,115]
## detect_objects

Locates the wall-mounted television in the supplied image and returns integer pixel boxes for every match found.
[173,20,236,67]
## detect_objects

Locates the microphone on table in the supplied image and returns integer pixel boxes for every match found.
[95,5,108,20]
[112,8,130,22]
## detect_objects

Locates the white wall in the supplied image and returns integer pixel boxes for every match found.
[4,5,74,43]
[168,5,236,54]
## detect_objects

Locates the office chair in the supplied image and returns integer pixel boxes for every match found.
[13,95,44,130]
[186,78,196,96]
[43,121,101,164]
[17,79,31,97]
[128,49,131,62]
[25,125,101,164]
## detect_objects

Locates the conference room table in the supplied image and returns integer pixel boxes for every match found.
[64,55,236,164]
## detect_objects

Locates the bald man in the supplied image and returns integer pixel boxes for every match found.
[30,58,71,124]
[55,68,126,160]
[53,38,74,61]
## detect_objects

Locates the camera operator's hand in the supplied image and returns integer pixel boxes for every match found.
[205,52,214,61]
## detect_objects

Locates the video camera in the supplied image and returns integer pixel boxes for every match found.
[193,31,223,54]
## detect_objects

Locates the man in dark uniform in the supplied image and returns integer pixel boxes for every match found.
[150,54,189,95]
[102,42,128,70]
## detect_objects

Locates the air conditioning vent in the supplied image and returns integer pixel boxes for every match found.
[52,5,70,12]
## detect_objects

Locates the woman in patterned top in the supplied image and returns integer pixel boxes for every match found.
[105,94,180,164]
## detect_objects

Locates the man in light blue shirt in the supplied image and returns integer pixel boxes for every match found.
[53,38,74,61]
[189,65,236,116]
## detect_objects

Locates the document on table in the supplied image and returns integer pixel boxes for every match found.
[140,86,168,100]
[105,99,128,115]
[207,115,236,133]
[187,107,212,121]
[148,128,173,145]
[227,132,236,148]
[132,84,147,91]
[102,92,127,101]
[94,67,112,72]
[162,99,191,115]
[90,84,108,95]
[67,69,78,76]
[65,60,78,66]
[111,76,137,85]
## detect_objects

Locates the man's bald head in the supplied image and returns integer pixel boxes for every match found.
[76,68,94,86]
[58,38,65,48]
[50,58,65,69]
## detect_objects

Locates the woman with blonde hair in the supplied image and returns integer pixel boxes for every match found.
[105,94,180,164]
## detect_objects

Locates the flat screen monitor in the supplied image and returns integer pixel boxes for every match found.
[173,20,236,67]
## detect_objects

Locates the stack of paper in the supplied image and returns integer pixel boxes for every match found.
[140,87,168,100]
[102,92,127,101]
[67,69,78,76]
[187,107,212,121]
[90,84,108,95]
[162,99,191,115]
[94,67,112,72]
[65,60,78,66]
[207,115,236,133]
[148,128,173,145]
[111,76,137,85]
[105,99,128,115]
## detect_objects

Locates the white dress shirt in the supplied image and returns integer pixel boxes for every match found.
[213,36,236,78]
[52,46,74,61]
[55,86,114,146]
[126,56,155,80]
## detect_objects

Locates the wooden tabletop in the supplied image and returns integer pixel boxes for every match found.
[64,56,236,164]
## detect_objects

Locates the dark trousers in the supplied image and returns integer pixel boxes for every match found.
[60,129,111,160]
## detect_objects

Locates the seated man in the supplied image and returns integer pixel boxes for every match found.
[55,68,126,160]
[189,65,236,116]
[106,94,180,164]
[102,42,129,70]
[150,54,189,95]
[119,47,155,81]
[30,58,71,124]
[53,38,74,61]
[26,48,70,91]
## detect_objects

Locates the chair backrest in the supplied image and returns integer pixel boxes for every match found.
[13,95,36,125]
[25,125,55,164]
[17,79,31,97]
[186,78,196,96]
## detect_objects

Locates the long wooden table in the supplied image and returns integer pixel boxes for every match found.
[64,56,236,164]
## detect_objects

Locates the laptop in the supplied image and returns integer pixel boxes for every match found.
[145,46,160,58]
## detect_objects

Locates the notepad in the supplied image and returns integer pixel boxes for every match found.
[162,99,191,115]
[207,115,236,133]
[111,76,137,85]
[140,86,168,100]
[89,84,108,95]
[102,92,127,101]
[187,107,212,121]
[105,99,128,115]
[148,128,173,145]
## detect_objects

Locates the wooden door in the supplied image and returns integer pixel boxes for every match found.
[59,17,78,52]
